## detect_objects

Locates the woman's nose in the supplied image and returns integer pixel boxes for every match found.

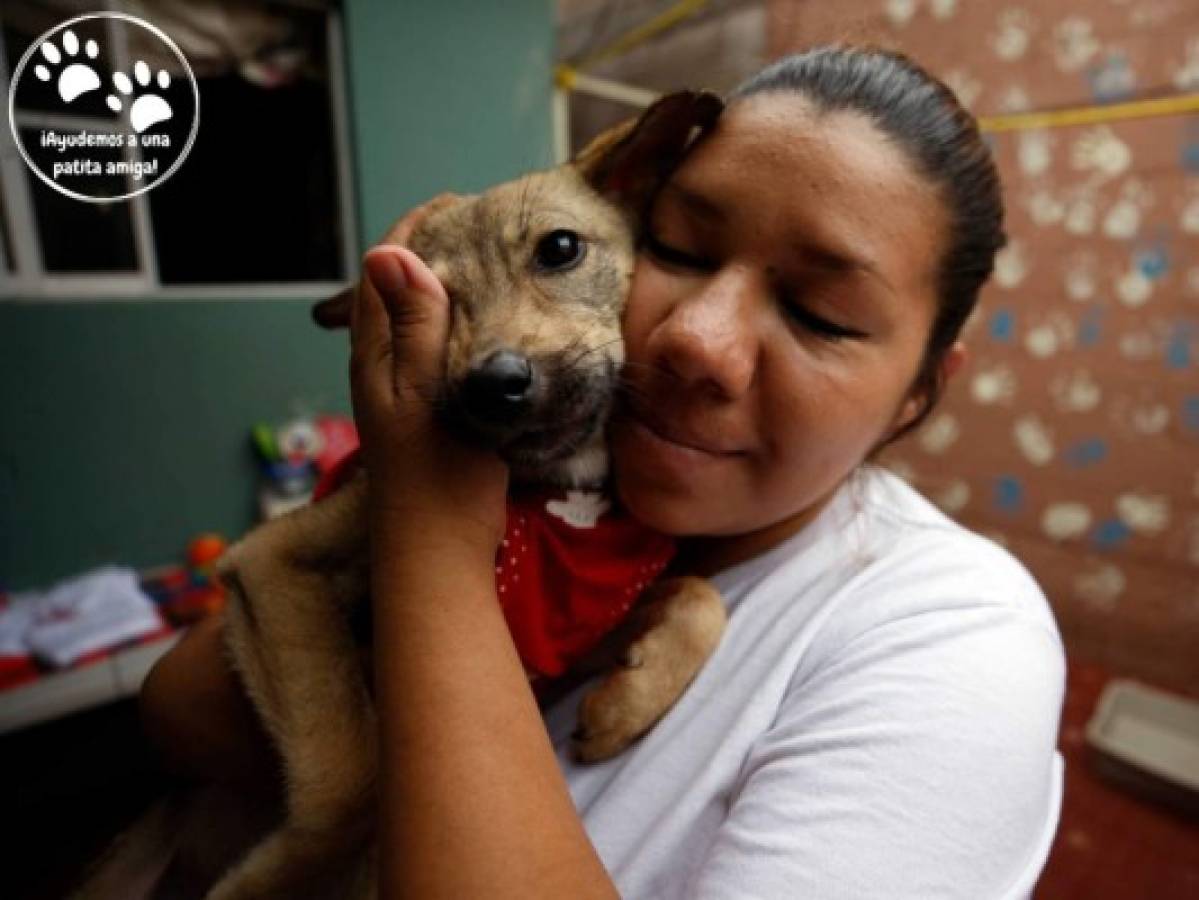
[651,266,758,399]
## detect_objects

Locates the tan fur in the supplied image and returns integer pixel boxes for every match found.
[425,166,633,421]
[574,577,727,763]
[72,92,726,900]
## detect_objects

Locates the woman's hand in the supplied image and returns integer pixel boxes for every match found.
[349,197,509,556]
[351,200,618,900]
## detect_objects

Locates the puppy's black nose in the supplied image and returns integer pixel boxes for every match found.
[462,350,534,423]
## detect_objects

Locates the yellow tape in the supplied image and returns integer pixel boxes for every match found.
[574,0,709,71]
[980,93,1199,132]
[554,64,577,91]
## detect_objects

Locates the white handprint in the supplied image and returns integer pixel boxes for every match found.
[1013,415,1054,466]
[1042,502,1092,540]
[1050,369,1102,413]
[971,364,1018,405]
[1073,563,1124,611]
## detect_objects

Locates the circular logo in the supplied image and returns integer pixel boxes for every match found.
[7,12,200,203]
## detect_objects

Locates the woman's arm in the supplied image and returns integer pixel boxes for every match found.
[353,240,617,899]
[135,202,459,794]
[139,614,281,791]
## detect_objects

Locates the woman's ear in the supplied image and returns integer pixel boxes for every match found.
[941,341,968,383]
[892,341,969,434]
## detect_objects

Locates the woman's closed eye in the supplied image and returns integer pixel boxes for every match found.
[778,286,869,341]
[647,230,868,341]
[644,232,716,272]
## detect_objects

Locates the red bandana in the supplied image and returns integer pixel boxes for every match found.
[313,449,676,682]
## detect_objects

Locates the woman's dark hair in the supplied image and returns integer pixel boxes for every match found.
[729,45,1006,447]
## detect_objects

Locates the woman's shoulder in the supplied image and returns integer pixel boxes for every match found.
[855,467,1054,620]
[795,466,1064,679]
[715,466,1063,680]
[731,468,1050,612]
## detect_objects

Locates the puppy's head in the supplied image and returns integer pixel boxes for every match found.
[316,91,722,481]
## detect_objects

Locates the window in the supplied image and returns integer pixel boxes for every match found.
[0,0,357,299]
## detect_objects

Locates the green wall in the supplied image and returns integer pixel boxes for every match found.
[0,1,553,590]
[345,1,555,245]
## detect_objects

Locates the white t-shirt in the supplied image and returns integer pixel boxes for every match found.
[544,467,1066,899]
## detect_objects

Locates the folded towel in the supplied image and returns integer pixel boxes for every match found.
[5,566,164,668]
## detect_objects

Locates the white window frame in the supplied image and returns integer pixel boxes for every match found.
[0,0,358,301]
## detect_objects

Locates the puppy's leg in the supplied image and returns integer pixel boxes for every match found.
[573,576,726,762]
[203,818,375,900]
[67,795,185,900]
[206,478,376,899]
[68,784,281,900]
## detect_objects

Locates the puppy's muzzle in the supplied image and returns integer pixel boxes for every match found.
[445,348,615,467]
[461,350,534,425]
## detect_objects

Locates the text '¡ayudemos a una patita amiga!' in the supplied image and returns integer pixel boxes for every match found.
[39,129,171,180]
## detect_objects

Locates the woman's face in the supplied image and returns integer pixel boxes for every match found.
[610,93,950,562]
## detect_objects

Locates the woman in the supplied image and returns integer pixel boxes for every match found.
[144,47,1065,898]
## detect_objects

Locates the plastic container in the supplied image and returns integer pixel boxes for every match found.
[1085,679,1199,817]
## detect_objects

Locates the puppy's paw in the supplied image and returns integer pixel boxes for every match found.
[572,577,725,763]
[572,647,659,762]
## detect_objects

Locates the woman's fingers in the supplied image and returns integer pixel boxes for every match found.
[350,193,460,355]
[349,254,397,424]
[323,194,467,332]
[373,246,452,385]
[351,246,451,427]
[352,190,463,399]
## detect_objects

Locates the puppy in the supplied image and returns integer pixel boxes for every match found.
[76,91,727,900]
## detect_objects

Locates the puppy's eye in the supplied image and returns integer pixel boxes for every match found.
[534,229,586,272]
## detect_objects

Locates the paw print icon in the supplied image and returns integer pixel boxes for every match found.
[33,29,101,103]
[7,12,199,202]
[108,61,174,133]
[28,29,174,134]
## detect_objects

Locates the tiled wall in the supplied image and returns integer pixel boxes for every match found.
[766,0,1199,688]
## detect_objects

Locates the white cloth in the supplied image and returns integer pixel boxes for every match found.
[544,467,1066,899]
[5,566,162,667]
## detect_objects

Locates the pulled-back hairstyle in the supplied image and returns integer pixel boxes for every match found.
[729,45,1006,446]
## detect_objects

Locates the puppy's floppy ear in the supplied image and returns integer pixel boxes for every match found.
[312,287,352,329]
[572,90,723,215]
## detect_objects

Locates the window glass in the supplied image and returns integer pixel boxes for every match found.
[150,70,343,284]
[21,128,139,273]
[0,177,14,272]
[0,2,351,290]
